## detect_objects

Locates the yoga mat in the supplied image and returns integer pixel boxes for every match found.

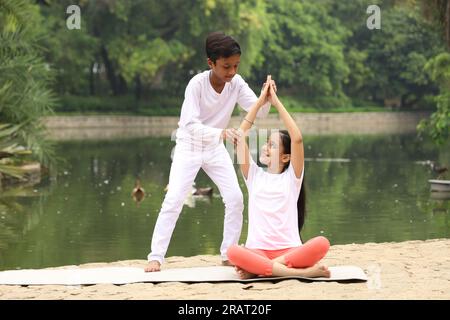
[0,266,367,285]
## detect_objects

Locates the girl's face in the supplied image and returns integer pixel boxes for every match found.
[259,132,290,169]
[208,54,240,83]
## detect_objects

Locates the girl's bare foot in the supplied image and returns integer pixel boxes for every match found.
[144,260,161,272]
[235,266,256,280]
[222,260,234,267]
[302,264,331,278]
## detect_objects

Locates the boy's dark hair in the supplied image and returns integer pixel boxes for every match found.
[205,31,241,63]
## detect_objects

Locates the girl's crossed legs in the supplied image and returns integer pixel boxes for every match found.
[227,236,331,279]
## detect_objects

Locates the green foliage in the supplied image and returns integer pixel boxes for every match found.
[40,3,98,95]
[343,48,373,95]
[56,94,183,116]
[108,37,189,84]
[255,0,350,100]
[0,0,57,168]
[364,6,444,105]
[39,0,270,99]
[0,123,32,179]
[418,53,450,144]
[7,0,444,139]
[268,94,384,113]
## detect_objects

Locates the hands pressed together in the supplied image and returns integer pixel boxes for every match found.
[259,74,279,107]
[222,75,278,145]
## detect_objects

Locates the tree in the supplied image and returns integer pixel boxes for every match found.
[0,0,57,169]
[418,0,450,144]
[252,0,351,107]
[323,0,446,109]
[365,6,444,108]
[418,53,450,144]
[421,0,450,49]
[37,0,271,111]
[39,1,98,96]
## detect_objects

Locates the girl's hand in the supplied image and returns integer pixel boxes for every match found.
[268,80,281,107]
[258,75,272,106]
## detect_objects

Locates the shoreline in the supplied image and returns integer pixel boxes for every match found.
[1,239,449,300]
[42,112,431,140]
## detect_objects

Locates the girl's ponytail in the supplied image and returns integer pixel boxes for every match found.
[279,130,306,238]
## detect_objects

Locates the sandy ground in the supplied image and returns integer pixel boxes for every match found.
[0,239,449,300]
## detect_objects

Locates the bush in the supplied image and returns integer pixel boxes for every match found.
[55,93,394,116]
[268,94,385,113]
[55,94,184,115]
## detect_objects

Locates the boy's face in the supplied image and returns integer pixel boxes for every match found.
[208,54,240,83]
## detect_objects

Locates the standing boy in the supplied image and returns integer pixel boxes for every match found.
[146,32,274,272]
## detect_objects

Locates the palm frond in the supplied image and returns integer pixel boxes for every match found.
[0,164,26,179]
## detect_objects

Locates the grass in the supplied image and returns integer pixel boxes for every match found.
[269,105,388,114]
[54,94,183,116]
[53,94,426,117]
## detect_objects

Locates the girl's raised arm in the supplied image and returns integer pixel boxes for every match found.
[269,82,304,178]
[236,75,271,179]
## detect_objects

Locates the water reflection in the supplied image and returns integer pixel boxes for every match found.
[0,134,449,270]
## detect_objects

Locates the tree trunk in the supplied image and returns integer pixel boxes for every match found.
[135,74,141,101]
[134,74,141,113]
[89,61,95,95]
[117,75,128,95]
[150,66,166,90]
[100,45,119,95]
[446,0,450,49]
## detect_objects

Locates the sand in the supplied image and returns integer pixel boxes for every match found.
[0,239,449,300]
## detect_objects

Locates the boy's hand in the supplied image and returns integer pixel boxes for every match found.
[222,128,243,145]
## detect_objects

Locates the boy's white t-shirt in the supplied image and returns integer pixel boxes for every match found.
[244,157,304,250]
[176,70,270,147]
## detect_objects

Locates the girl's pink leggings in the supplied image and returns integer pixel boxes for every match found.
[227,236,330,276]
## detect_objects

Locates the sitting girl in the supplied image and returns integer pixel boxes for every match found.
[227,75,331,279]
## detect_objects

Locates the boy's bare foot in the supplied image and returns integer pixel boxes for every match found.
[235,266,256,280]
[144,260,161,272]
[302,264,331,278]
[222,260,234,267]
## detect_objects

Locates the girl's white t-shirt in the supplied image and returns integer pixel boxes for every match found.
[244,157,304,250]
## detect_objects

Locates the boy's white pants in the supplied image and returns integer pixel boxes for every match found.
[147,141,243,264]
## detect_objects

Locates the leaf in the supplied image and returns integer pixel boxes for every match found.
[0,164,26,179]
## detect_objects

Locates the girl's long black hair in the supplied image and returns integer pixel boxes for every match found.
[279,130,306,238]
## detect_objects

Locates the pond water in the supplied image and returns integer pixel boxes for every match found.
[0,133,449,270]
